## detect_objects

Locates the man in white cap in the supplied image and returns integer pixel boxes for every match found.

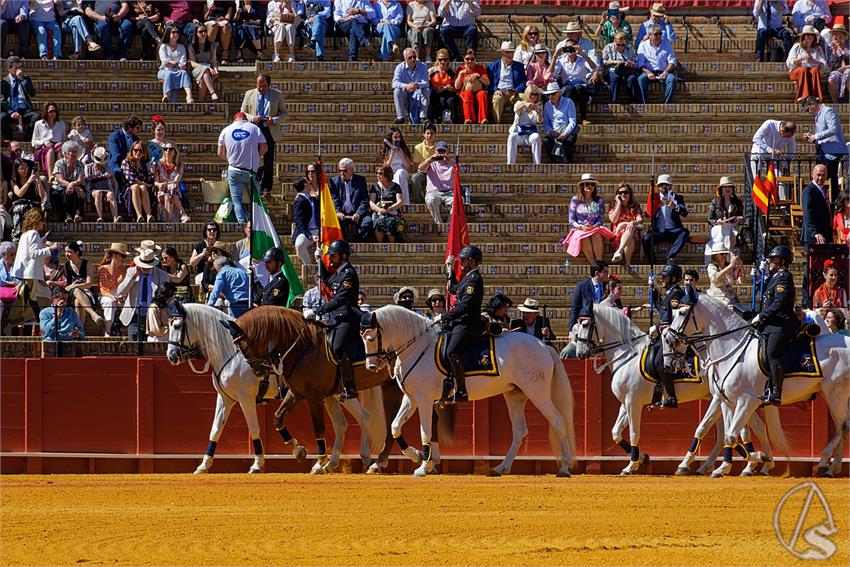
[510,297,555,342]
[641,174,690,264]
[487,40,527,124]
[542,82,579,163]
[635,2,677,46]
[418,140,456,224]
[438,0,481,62]
[116,241,170,341]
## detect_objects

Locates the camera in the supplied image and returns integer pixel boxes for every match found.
[607,9,620,18]
[564,46,576,53]
[433,155,445,161]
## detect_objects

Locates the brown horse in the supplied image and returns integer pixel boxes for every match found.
[224,306,397,468]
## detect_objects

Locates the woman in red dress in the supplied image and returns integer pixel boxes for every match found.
[607,182,642,269]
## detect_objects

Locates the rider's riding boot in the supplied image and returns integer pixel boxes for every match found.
[448,354,469,403]
[768,369,784,407]
[338,353,358,400]
[660,372,678,408]
[435,377,454,406]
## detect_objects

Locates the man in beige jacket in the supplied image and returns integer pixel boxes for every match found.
[241,73,288,198]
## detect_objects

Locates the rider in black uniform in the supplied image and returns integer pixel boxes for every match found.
[435,245,484,404]
[257,247,290,307]
[306,240,361,400]
[649,263,685,408]
[754,245,799,407]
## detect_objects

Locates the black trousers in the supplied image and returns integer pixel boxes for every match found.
[762,326,795,391]
[543,132,578,164]
[329,320,357,360]
[446,323,477,361]
[1,109,39,140]
[259,126,275,193]
[815,147,845,204]
[642,227,690,264]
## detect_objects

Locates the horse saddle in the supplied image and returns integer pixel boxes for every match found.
[639,345,703,385]
[435,333,500,377]
[757,334,823,379]
[324,329,367,368]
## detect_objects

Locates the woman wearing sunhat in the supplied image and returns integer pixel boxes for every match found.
[86,146,120,223]
[705,243,743,307]
[425,287,446,321]
[786,25,828,102]
[98,243,129,337]
[826,23,849,102]
[561,173,616,264]
[704,176,744,261]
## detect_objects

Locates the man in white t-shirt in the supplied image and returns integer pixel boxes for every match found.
[217,112,267,224]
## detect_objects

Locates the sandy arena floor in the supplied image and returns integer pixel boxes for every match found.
[0,474,847,566]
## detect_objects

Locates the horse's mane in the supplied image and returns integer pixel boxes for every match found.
[594,303,649,351]
[180,303,238,367]
[694,293,748,330]
[373,305,435,345]
[236,306,319,349]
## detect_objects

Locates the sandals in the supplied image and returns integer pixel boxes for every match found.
[211,92,219,102]
[114,216,123,223]
[96,217,104,223]
[146,214,155,223]
[74,214,83,223]
[64,217,73,224]
[136,216,144,223]
[180,213,191,223]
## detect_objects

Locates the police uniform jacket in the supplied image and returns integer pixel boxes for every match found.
[759,269,799,334]
[259,271,289,307]
[314,262,361,326]
[658,283,685,326]
[442,267,484,334]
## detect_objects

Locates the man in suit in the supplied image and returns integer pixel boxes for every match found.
[803,96,848,202]
[487,41,527,124]
[241,74,288,198]
[568,260,609,330]
[107,115,142,191]
[800,163,834,307]
[510,297,556,343]
[1,56,39,141]
[331,157,373,241]
[116,242,170,341]
[292,176,319,266]
[257,247,289,307]
[641,174,690,264]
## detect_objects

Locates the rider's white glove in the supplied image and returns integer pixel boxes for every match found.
[445,256,454,276]
[649,325,659,338]
[432,314,443,324]
[751,314,761,325]
[647,276,654,287]
[314,246,322,261]
[759,260,769,272]
[303,309,317,321]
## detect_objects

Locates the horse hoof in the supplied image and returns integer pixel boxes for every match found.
[674,466,691,476]
[293,445,307,463]
[413,468,428,478]
[641,453,651,466]
[710,470,724,478]
[366,462,381,474]
[556,470,571,478]
[310,463,325,475]
[488,468,502,477]
[759,452,773,463]
[619,469,632,476]
[248,466,262,474]
[193,467,209,475]
[816,466,834,478]
[740,469,754,477]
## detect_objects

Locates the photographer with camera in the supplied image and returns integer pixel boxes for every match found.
[418,140,456,224]
[541,82,579,164]
[594,2,632,45]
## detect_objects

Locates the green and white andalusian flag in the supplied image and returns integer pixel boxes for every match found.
[250,182,303,306]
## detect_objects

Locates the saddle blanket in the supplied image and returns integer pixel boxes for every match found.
[435,334,500,377]
[639,346,703,384]
[324,329,367,368]
[757,336,822,379]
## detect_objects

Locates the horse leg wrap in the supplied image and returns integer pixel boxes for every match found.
[252,438,263,456]
[205,441,218,458]
[734,444,748,458]
[394,435,409,450]
[743,441,755,455]
[723,446,733,463]
[422,443,431,463]
[617,439,631,454]
[630,445,640,463]
[316,437,327,457]
[277,426,293,443]
[687,437,701,454]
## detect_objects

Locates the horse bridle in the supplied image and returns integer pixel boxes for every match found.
[166,302,202,362]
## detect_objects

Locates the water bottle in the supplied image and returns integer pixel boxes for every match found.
[221,168,227,181]
[463,186,471,205]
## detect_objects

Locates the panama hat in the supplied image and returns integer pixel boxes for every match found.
[800,25,819,37]
[708,243,732,256]
[92,146,109,165]
[499,40,515,52]
[579,172,597,185]
[650,3,666,16]
[426,288,446,303]
[608,1,629,11]
[105,242,129,256]
[133,247,160,269]
[657,174,673,186]
[533,43,550,53]
[563,21,582,34]
[209,240,231,257]
[831,23,848,37]
[393,286,419,304]
[717,176,735,188]
[542,82,561,95]
[134,239,161,254]
[517,298,541,313]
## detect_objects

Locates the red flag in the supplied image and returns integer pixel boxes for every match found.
[317,158,343,299]
[444,163,469,307]
[646,178,661,225]
[752,174,769,216]
[764,162,778,204]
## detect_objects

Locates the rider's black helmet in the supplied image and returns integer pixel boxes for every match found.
[459,245,482,263]
[262,247,285,263]
[326,239,351,257]
[767,245,793,264]
[660,263,683,283]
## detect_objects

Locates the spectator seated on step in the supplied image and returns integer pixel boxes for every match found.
[636,24,678,104]
[438,0,480,63]
[418,140,455,225]
[392,47,430,125]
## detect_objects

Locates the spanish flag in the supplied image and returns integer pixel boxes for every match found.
[752,175,769,216]
[445,162,469,307]
[317,158,343,297]
[764,161,778,205]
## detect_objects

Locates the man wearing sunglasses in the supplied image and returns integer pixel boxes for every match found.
[392,47,430,125]
[636,23,678,104]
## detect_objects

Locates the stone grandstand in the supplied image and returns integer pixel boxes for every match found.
[6,7,849,350]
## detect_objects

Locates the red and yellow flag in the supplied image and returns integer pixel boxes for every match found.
[752,174,769,216]
[317,158,343,297]
[763,161,778,205]
[445,163,469,306]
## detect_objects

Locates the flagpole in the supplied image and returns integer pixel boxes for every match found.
[648,156,656,328]
[317,130,325,312]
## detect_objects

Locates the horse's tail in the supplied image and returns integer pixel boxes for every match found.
[548,347,578,469]
[360,385,387,456]
[764,405,792,457]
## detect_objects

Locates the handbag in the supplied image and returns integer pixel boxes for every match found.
[517,124,537,137]
[0,285,17,303]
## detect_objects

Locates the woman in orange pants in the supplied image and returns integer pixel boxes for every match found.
[454,49,490,124]
[786,25,827,102]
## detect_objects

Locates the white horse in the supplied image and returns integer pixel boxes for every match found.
[165,303,385,474]
[663,293,850,477]
[574,303,774,476]
[361,305,577,477]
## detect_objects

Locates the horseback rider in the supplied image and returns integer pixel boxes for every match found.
[433,245,485,405]
[752,245,799,407]
[648,263,685,408]
[304,239,360,400]
[257,247,289,307]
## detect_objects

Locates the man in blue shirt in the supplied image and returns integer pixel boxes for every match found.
[0,1,30,58]
[542,82,579,164]
[301,0,332,61]
[40,287,85,342]
[334,0,375,62]
[634,2,677,47]
[438,0,480,62]
[392,48,430,124]
[208,256,251,317]
[636,24,678,104]
[753,0,792,63]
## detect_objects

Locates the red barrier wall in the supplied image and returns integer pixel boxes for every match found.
[0,357,841,466]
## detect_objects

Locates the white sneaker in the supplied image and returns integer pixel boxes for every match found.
[287,55,295,63]
[272,54,281,63]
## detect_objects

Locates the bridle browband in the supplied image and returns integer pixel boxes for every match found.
[166,302,203,363]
